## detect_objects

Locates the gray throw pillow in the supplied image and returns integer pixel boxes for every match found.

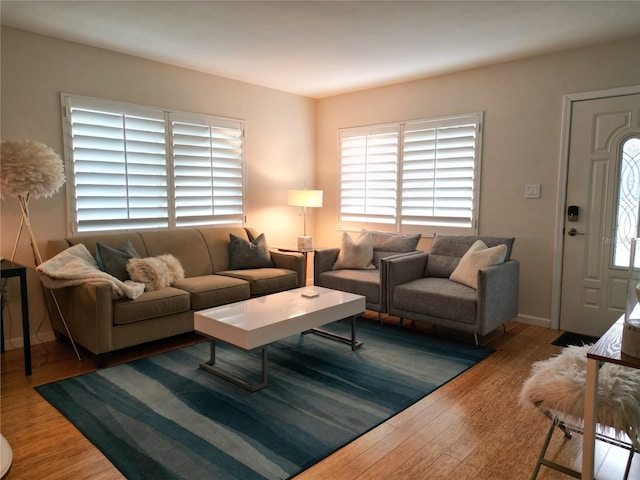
[229,233,274,270]
[95,240,140,281]
[363,229,421,252]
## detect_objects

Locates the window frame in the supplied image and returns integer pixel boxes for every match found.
[338,112,483,236]
[61,93,246,235]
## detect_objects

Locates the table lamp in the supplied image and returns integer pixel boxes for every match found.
[288,189,323,250]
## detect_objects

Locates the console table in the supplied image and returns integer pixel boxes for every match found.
[0,259,32,376]
[583,316,640,479]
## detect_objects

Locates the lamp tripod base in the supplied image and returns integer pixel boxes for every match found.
[297,236,313,251]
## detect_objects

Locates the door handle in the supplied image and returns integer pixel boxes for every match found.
[567,228,584,236]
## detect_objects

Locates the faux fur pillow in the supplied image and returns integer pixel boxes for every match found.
[126,254,185,291]
[333,231,376,270]
[449,240,507,289]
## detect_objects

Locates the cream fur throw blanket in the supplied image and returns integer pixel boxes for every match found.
[519,345,640,447]
[37,243,145,300]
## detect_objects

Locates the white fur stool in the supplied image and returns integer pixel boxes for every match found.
[519,345,640,479]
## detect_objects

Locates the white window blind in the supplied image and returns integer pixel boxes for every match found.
[402,115,480,230]
[62,94,245,234]
[339,113,482,235]
[339,127,399,228]
[172,114,244,227]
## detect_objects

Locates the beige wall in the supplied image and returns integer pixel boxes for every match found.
[2,25,639,349]
[315,35,640,326]
[0,27,316,347]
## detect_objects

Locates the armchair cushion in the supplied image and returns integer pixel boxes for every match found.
[449,240,507,289]
[333,231,375,270]
[426,234,514,278]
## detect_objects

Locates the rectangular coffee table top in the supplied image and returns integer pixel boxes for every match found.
[194,286,365,350]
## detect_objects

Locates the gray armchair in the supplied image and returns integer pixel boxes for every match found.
[386,234,519,345]
[314,230,421,321]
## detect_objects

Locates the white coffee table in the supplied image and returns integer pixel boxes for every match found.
[194,286,366,391]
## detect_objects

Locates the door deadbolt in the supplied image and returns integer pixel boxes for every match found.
[567,228,584,236]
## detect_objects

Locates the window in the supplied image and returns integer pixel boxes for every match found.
[613,136,640,267]
[62,94,244,233]
[339,113,482,235]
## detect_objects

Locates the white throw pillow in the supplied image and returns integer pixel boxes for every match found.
[127,254,185,291]
[449,240,507,289]
[332,232,376,270]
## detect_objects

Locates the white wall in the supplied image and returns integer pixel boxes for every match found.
[315,35,640,326]
[0,27,316,348]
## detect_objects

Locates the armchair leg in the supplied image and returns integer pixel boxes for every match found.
[399,317,404,328]
[474,334,479,347]
[378,312,383,325]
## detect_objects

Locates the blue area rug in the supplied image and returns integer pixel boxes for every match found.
[35,319,493,480]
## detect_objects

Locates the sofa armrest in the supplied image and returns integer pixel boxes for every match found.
[313,248,340,285]
[476,259,520,334]
[385,252,429,307]
[269,250,305,287]
[379,250,424,312]
[46,283,114,355]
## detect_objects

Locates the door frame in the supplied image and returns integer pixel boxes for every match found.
[551,85,640,330]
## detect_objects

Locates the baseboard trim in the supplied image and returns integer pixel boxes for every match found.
[2,331,56,352]
[514,315,551,329]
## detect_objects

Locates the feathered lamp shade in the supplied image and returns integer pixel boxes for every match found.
[0,140,79,359]
[1,140,65,200]
[1,140,66,264]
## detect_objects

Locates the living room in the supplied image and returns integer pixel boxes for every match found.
[1,2,640,479]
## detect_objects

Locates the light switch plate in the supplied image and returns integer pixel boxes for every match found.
[525,184,541,199]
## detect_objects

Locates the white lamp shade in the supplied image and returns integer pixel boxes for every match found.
[287,189,323,208]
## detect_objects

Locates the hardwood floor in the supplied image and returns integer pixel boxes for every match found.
[1,315,638,480]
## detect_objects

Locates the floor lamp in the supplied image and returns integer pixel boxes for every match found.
[1,140,81,361]
[288,188,323,250]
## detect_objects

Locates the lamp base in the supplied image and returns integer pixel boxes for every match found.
[297,236,313,251]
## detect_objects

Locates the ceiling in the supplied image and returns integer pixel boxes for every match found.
[2,1,640,98]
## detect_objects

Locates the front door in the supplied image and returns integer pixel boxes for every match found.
[560,93,640,336]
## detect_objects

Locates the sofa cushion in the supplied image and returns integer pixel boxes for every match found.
[173,274,250,309]
[198,227,253,272]
[218,268,298,296]
[95,240,141,281]
[393,277,477,325]
[426,234,514,278]
[333,231,375,270]
[229,233,274,270]
[318,269,380,305]
[139,229,214,278]
[450,241,507,289]
[113,287,190,325]
[366,230,421,252]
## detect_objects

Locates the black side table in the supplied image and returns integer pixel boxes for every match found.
[0,259,32,376]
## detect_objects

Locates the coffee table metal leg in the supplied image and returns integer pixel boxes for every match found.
[199,339,268,392]
[305,314,363,351]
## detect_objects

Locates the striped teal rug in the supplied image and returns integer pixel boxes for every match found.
[36,319,493,480]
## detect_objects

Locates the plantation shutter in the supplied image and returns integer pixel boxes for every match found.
[65,97,168,232]
[171,114,244,227]
[339,126,399,230]
[401,114,481,233]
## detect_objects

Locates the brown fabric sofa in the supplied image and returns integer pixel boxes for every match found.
[45,226,304,365]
